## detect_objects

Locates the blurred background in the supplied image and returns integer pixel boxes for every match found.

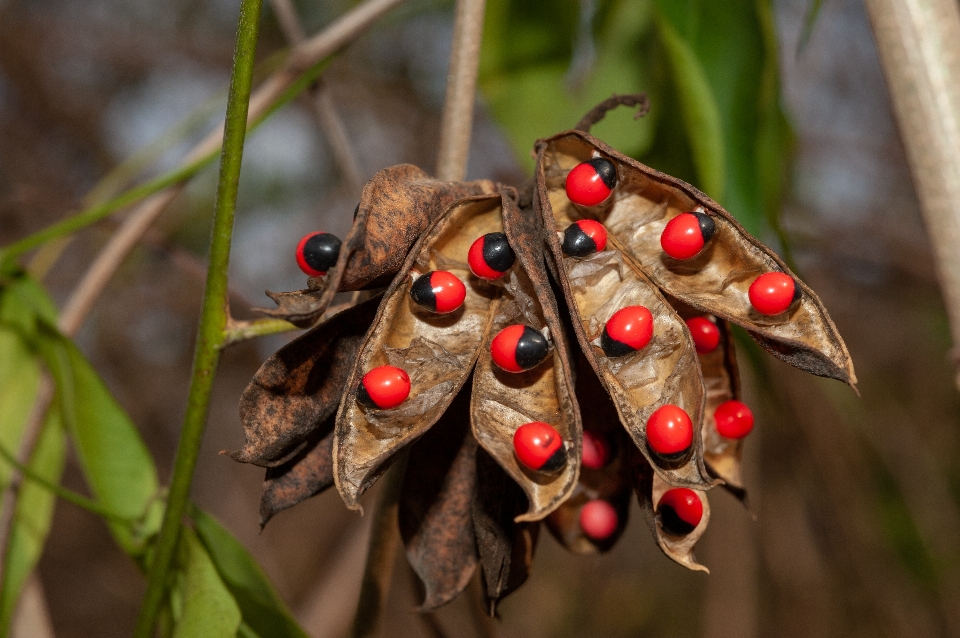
[2,0,959,636]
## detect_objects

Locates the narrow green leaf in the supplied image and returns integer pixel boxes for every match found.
[174,528,242,638]
[191,507,308,638]
[0,410,66,635]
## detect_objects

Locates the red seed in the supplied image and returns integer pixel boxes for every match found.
[356,366,410,409]
[660,212,716,260]
[748,272,798,315]
[685,316,721,354]
[296,231,341,277]
[581,430,611,470]
[658,488,703,535]
[579,500,618,540]
[713,400,754,439]
[601,305,653,357]
[409,270,466,313]
[513,421,566,473]
[561,219,608,256]
[565,158,617,206]
[467,232,515,279]
[491,324,550,372]
[646,404,693,457]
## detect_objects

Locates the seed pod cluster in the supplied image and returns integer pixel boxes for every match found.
[233,100,855,611]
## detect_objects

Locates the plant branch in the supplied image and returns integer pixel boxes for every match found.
[435,0,487,181]
[222,317,299,346]
[132,0,263,633]
[862,0,960,390]
[574,92,650,133]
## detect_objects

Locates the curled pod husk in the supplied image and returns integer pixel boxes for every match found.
[231,295,382,467]
[631,449,711,573]
[471,197,581,522]
[535,131,856,388]
[473,447,539,615]
[333,196,503,511]
[545,354,632,553]
[260,165,496,327]
[537,207,711,488]
[399,387,479,611]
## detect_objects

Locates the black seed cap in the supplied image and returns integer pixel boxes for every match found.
[562,224,597,257]
[482,232,516,273]
[659,504,697,536]
[356,382,376,409]
[587,157,617,189]
[600,327,636,357]
[693,212,716,242]
[409,273,438,311]
[303,233,341,273]
[515,326,549,369]
[539,446,567,474]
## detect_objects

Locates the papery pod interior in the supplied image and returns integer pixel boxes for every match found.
[260,165,496,327]
[471,197,581,522]
[333,195,503,511]
[535,131,856,387]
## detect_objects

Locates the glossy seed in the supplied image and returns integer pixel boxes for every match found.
[296,231,342,277]
[356,365,410,410]
[646,404,693,460]
[579,500,618,540]
[748,272,800,316]
[660,212,716,260]
[565,157,617,206]
[409,270,466,314]
[561,219,608,257]
[685,316,721,354]
[581,430,611,470]
[513,421,566,473]
[658,488,703,536]
[468,232,516,280]
[713,400,755,439]
[491,324,550,373]
[601,305,654,357]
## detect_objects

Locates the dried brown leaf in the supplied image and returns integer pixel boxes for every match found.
[473,447,539,615]
[259,417,336,527]
[230,295,381,467]
[334,196,502,511]
[399,387,478,611]
[536,131,856,387]
[260,165,495,327]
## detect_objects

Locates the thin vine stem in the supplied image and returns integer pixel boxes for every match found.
[132,0,264,634]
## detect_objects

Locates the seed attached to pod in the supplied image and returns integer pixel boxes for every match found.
[468,232,516,280]
[579,499,618,541]
[565,157,617,206]
[409,270,466,314]
[513,421,566,473]
[356,365,410,410]
[748,272,800,316]
[296,231,342,277]
[713,400,755,439]
[660,212,716,260]
[646,404,693,460]
[685,316,720,354]
[581,430,611,470]
[491,324,550,372]
[601,305,654,357]
[561,219,608,257]
[658,488,703,536]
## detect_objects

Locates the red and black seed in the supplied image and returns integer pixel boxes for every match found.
[408,270,466,314]
[468,232,516,279]
[296,232,342,277]
[491,324,550,372]
[561,219,608,257]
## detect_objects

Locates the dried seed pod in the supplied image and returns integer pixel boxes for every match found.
[631,449,711,572]
[546,355,632,554]
[260,165,496,327]
[473,448,539,615]
[231,295,382,467]
[535,131,856,387]
[538,225,711,488]
[259,417,336,527]
[333,196,503,511]
[399,388,478,611]
[471,200,581,522]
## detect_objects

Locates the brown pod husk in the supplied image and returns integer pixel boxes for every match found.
[399,386,478,611]
[545,353,631,553]
[260,165,496,327]
[537,205,711,488]
[535,131,856,388]
[473,447,539,616]
[230,295,382,467]
[470,195,581,522]
[333,196,503,511]
[631,449,711,573]
[259,416,336,527]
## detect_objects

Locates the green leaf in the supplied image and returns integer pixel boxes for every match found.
[0,410,66,635]
[191,507,308,638]
[174,528,242,638]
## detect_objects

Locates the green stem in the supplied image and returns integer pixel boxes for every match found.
[222,318,300,347]
[132,1,263,635]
